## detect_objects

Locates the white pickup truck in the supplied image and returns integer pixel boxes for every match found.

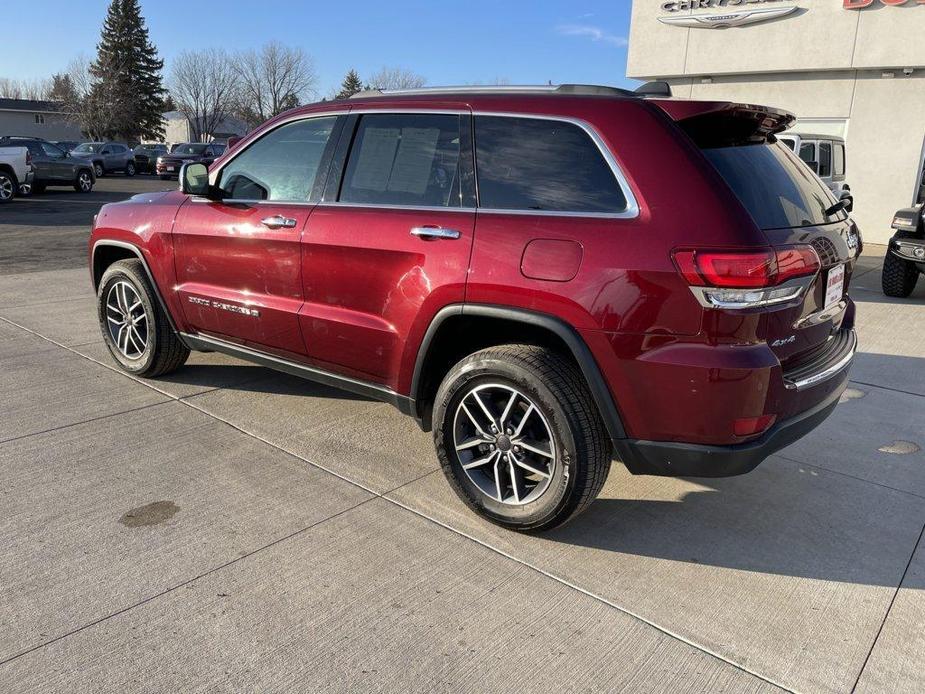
[0,146,34,203]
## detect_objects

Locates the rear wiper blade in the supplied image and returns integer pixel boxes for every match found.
[825,199,848,217]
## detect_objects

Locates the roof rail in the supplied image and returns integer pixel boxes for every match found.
[634,81,672,97]
[348,83,639,99]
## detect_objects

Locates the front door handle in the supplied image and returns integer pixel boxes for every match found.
[410,226,461,240]
[261,215,298,229]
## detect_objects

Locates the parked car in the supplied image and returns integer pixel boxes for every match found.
[882,204,925,297]
[70,142,136,177]
[133,143,168,174]
[779,133,853,211]
[53,140,81,154]
[0,144,34,202]
[88,84,859,531]
[155,142,226,179]
[0,136,94,194]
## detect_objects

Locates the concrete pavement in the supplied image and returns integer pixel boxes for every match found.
[0,179,923,692]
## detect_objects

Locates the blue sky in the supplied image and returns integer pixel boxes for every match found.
[1,0,637,95]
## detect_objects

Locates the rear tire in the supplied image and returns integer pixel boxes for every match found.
[0,171,14,203]
[433,344,611,532]
[97,259,189,377]
[93,162,104,178]
[125,161,136,177]
[882,234,920,297]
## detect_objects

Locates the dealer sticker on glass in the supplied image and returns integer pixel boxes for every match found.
[825,264,845,309]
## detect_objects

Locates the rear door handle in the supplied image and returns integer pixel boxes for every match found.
[410,226,461,240]
[261,215,298,229]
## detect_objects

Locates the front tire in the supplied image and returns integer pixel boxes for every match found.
[97,259,190,377]
[74,170,93,193]
[882,234,920,297]
[433,345,611,531]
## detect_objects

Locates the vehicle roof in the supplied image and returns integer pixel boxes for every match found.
[781,132,845,143]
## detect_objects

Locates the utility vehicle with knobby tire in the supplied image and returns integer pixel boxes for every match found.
[882,204,925,297]
[89,84,859,531]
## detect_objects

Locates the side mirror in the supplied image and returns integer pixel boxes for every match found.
[842,196,853,213]
[180,162,210,196]
[805,160,820,175]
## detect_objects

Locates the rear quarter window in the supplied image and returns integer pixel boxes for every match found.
[473,116,626,213]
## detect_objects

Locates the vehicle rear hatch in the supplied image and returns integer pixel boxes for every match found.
[655,100,860,370]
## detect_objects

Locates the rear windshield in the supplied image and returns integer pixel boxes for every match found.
[700,141,844,230]
[174,144,208,155]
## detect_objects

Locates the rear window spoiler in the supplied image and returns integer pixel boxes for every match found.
[652,101,796,147]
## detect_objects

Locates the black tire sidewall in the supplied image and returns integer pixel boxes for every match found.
[434,354,579,529]
[0,172,13,202]
[126,162,135,176]
[97,263,159,374]
[94,163,104,178]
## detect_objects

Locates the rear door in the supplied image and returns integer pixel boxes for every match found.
[172,114,343,358]
[300,109,476,388]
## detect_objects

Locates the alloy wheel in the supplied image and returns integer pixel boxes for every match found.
[105,280,148,359]
[0,174,13,201]
[452,383,557,505]
[94,163,104,178]
[78,172,92,192]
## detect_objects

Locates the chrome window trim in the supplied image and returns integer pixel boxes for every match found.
[206,107,640,219]
[784,329,857,391]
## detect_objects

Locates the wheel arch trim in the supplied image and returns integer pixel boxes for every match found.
[410,304,627,441]
[91,240,179,333]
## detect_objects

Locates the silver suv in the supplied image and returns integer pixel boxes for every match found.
[70,142,137,178]
[779,133,852,211]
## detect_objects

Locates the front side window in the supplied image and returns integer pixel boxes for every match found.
[833,143,845,176]
[40,142,65,158]
[818,141,832,177]
[218,116,336,202]
[339,113,463,208]
[474,116,626,213]
[74,143,102,154]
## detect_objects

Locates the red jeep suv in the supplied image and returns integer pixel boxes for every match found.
[89,84,859,531]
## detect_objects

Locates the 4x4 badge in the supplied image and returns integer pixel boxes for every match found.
[770,335,797,348]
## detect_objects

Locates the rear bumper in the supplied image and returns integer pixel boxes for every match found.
[615,374,846,477]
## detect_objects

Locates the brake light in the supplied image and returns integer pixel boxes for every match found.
[673,246,820,310]
[673,247,819,288]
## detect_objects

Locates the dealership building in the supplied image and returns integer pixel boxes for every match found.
[628,0,925,244]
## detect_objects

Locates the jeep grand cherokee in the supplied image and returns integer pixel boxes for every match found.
[88,83,859,531]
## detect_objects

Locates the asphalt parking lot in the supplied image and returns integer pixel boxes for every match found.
[1,177,923,693]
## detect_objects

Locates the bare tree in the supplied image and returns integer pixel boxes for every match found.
[170,49,239,142]
[366,67,426,91]
[0,77,52,100]
[236,42,317,126]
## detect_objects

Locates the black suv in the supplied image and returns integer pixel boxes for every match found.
[0,137,95,194]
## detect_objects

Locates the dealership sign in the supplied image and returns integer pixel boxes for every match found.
[844,0,924,7]
[659,0,799,27]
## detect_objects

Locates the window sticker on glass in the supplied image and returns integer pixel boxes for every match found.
[350,128,400,192]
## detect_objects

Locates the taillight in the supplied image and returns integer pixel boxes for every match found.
[673,246,820,309]
[25,150,32,166]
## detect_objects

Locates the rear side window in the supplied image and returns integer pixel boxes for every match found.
[700,143,842,230]
[474,116,626,213]
[218,116,337,202]
[340,113,463,208]
[833,143,845,176]
[798,142,815,164]
[818,141,832,177]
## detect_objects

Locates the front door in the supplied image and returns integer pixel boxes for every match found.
[171,114,343,359]
[300,110,476,389]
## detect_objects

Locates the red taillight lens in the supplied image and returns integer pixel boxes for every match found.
[673,246,819,288]
[734,414,776,437]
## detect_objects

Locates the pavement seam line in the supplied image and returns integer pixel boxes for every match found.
[0,315,805,690]
[850,379,925,400]
[850,518,925,693]
[0,496,379,669]
[2,295,93,310]
[0,401,170,446]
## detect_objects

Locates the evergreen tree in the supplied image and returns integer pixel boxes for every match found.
[48,74,78,104]
[87,0,166,141]
[335,70,363,99]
